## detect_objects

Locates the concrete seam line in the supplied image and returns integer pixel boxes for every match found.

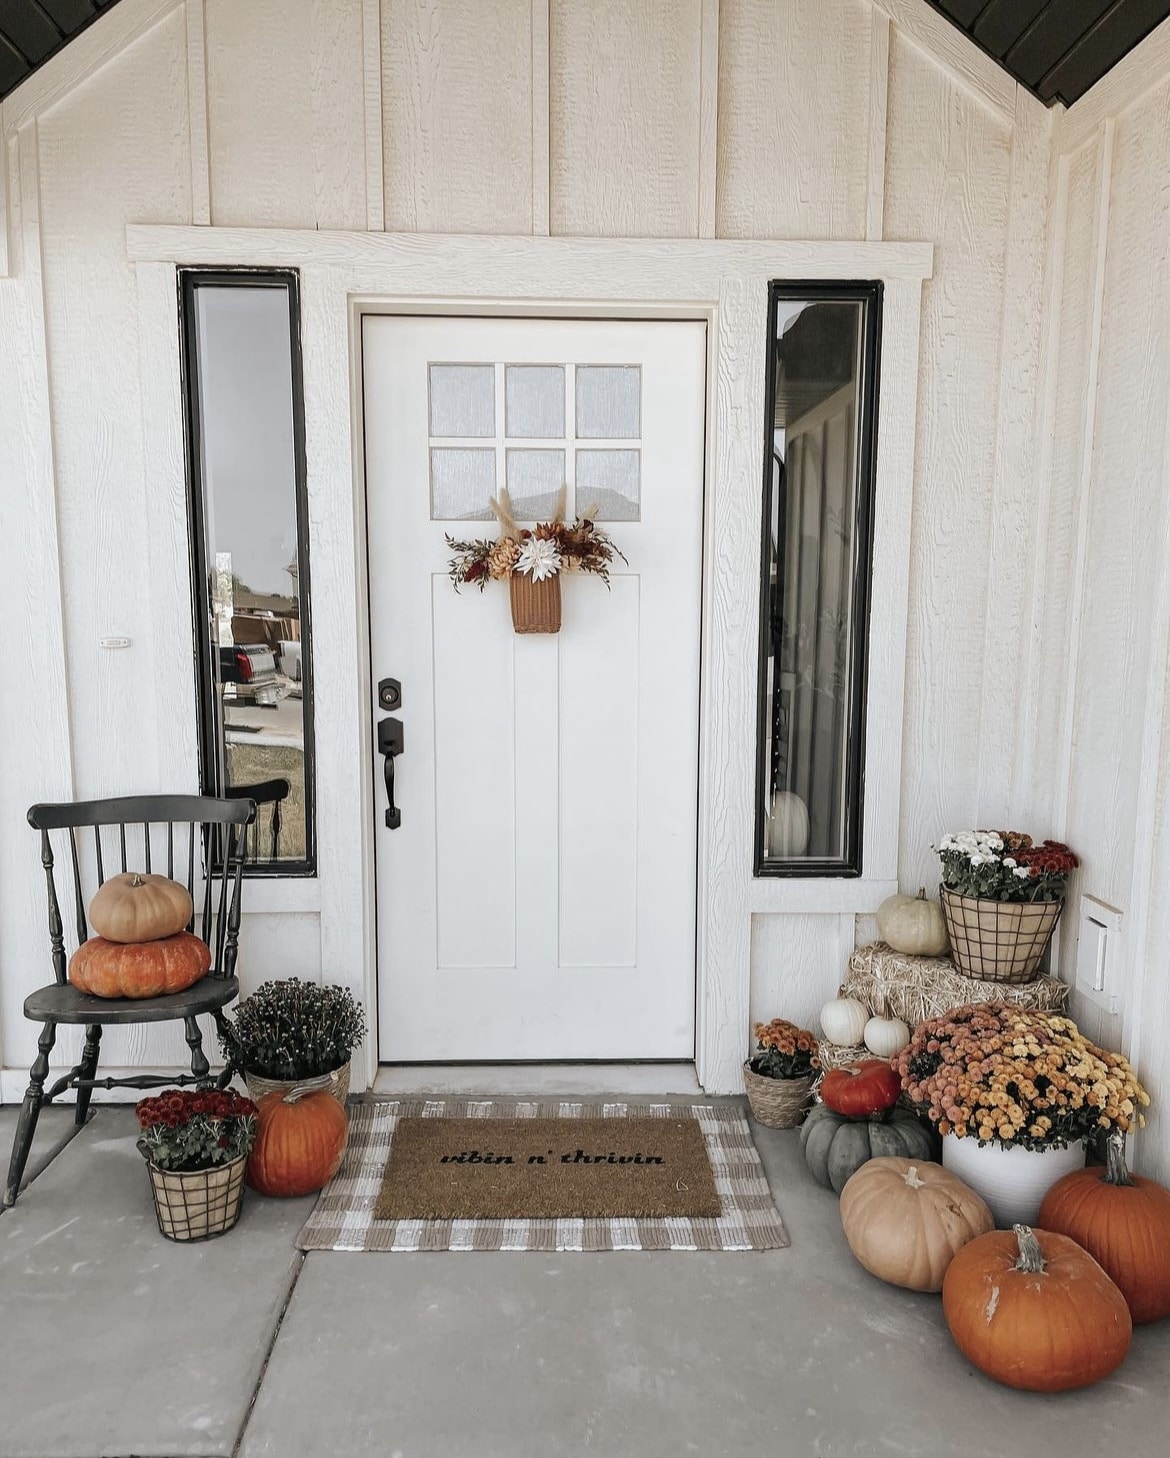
[232,1247,307,1458]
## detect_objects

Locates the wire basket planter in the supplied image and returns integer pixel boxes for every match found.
[146,1154,247,1242]
[940,886,1063,985]
[509,573,562,634]
[743,1065,815,1128]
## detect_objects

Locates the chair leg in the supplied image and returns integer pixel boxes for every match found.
[4,1021,57,1207]
[212,1009,236,1089]
[74,1024,102,1126]
[184,1016,211,1087]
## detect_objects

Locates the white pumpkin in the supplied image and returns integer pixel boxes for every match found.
[877,887,949,957]
[819,997,869,1047]
[864,1015,911,1058]
[767,791,810,858]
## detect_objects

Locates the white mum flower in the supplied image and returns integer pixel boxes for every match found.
[1004,857,1017,868]
[516,536,562,582]
[1014,866,1030,879]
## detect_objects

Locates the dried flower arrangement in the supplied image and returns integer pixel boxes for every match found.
[895,1004,1149,1151]
[749,1018,822,1081]
[135,1088,258,1172]
[446,485,625,591]
[935,830,1079,903]
[219,979,366,1083]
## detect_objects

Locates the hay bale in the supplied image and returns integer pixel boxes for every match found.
[841,942,1070,1028]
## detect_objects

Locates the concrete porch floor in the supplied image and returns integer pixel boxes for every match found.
[1,1103,1168,1458]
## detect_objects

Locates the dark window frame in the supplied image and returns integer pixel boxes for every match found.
[179,267,318,877]
[753,280,883,879]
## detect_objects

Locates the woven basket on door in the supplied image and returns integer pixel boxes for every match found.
[743,1064,814,1129]
[509,573,562,634]
[940,885,1063,985]
[244,1061,350,1107]
[146,1154,247,1242]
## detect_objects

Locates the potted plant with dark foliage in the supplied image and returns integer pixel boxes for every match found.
[743,1018,821,1129]
[135,1088,258,1241]
[220,978,366,1106]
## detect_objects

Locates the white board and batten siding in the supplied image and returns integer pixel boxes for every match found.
[0,1,1054,1103]
[1023,15,1170,1183]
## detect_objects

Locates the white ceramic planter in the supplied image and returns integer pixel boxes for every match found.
[942,1134,1085,1227]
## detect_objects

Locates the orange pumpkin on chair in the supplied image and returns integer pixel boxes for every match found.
[69,932,211,999]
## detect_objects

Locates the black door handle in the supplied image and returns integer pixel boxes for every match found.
[378,718,404,829]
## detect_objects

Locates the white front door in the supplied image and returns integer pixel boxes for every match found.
[363,316,706,1061]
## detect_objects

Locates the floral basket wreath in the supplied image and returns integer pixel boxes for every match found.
[446,486,625,634]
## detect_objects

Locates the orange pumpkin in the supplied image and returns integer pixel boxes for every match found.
[247,1088,348,1198]
[942,1224,1131,1392]
[68,932,211,999]
[89,872,192,943]
[1039,1132,1170,1324]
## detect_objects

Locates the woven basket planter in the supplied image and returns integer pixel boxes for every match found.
[146,1154,247,1242]
[940,885,1063,985]
[244,1060,351,1107]
[743,1064,814,1129]
[509,573,561,634]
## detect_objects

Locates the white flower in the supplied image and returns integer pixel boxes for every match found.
[968,853,984,866]
[1014,866,1030,879]
[1004,857,1017,868]
[516,536,562,582]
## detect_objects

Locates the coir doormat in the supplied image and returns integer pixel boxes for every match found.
[297,1099,789,1252]
[375,1115,721,1220]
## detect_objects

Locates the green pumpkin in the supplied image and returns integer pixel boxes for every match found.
[799,1104,939,1194]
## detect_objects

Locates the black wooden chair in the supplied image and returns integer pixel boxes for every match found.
[3,794,257,1207]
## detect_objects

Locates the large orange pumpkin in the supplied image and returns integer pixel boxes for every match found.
[247,1088,348,1197]
[68,932,211,999]
[942,1224,1131,1392]
[89,872,192,943]
[1039,1132,1170,1324]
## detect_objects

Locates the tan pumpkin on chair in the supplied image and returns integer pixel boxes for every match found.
[89,872,193,943]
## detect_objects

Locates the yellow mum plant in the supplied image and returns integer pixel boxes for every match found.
[894,1003,1148,1151]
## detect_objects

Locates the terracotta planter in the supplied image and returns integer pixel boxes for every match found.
[509,573,561,634]
[146,1154,247,1241]
[942,1134,1086,1228]
[940,884,1063,985]
[743,1065,814,1129]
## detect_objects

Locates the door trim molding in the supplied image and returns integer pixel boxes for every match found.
[128,228,932,1094]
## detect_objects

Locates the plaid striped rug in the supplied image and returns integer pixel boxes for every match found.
[296,1099,789,1252]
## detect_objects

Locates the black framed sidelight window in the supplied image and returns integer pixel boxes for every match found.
[755,282,882,877]
[180,270,316,874]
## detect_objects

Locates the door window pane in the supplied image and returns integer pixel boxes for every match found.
[756,286,881,874]
[430,448,497,520]
[184,275,315,871]
[429,364,495,437]
[505,365,565,438]
[575,365,641,439]
[575,449,640,521]
[506,448,566,520]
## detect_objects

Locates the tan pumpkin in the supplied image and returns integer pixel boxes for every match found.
[877,887,949,956]
[89,872,192,944]
[247,1088,349,1197]
[69,931,211,999]
[840,1157,994,1292]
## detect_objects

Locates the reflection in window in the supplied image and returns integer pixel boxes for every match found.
[756,284,881,875]
[183,273,315,872]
